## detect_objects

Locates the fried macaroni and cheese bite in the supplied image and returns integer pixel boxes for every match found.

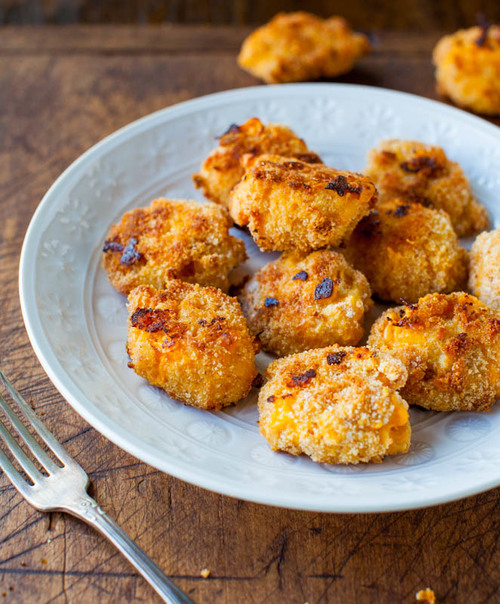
[229,154,377,252]
[127,282,258,410]
[238,12,370,84]
[240,249,372,356]
[369,292,500,412]
[192,117,321,208]
[102,198,246,294]
[344,199,468,303]
[433,24,500,115]
[258,346,411,464]
[469,229,500,310]
[365,140,488,237]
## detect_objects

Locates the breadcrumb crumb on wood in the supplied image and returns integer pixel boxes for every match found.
[416,587,436,603]
[200,568,211,579]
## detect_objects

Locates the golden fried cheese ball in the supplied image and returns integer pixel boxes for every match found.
[229,154,377,252]
[365,140,489,237]
[258,345,411,464]
[127,282,258,410]
[344,199,469,303]
[238,12,370,84]
[368,292,500,412]
[433,24,500,115]
[192,117,321,208]
[102,198,246,295]
[240,249,372,357]
[469,229,500,310]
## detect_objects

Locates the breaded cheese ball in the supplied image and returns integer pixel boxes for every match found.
[344,199,469,303]
[229,154,377,252]
[368,292,500,412]
[365,140,489,237]
[258,345,411,464]
[127,282,258,410]
[240,249,372,356]
[102,198,246,294]
[238,12,370,84]
[469,229,500,309]
[192,117,321,208]
[433,24,500,115]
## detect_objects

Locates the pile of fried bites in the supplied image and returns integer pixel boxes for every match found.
[101,15,500,466]
[102,116,500,466]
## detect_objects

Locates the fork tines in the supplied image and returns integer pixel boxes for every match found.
[0,369,75,491]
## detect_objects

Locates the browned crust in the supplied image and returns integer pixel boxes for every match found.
[433,25,500,115]
[237,12,370,84]
[365,140,489,237]
[239,249,372,356]
[258,345,411,464]
[368,292,500,411]
[343,199,469,303]
[126,282,258,410]
[102,198,246,294]
[192,117,321,208]
[229,154,377,252]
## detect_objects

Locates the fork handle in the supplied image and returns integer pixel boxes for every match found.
[65,493,194,604]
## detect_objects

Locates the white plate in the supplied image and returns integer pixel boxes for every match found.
[20,84,500,512]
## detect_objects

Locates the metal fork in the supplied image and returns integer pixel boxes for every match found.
[0,369,193,604]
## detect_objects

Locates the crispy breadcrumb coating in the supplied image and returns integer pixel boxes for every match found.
[433,24,500,115]
[229,154,377,252]
[238,12,370,84]
[368,292,500,412]
[258,346,410,464]
[469,229,500,310]
[344,199,469,303]
[127,282,258,410]
[365,140,488,237]
[240,249,372,356]
[102,198,246,294]
[192,117,321,208]
[416,588,436,604]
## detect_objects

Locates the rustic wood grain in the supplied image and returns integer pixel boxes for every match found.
[0,26,499,604]
[1,0,500,29]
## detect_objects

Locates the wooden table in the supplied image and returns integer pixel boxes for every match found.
[0,26,499,604]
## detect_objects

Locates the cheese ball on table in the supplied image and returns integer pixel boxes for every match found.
[258,346,411,464]
[102,198,246,294]
[365,140,488,237]
[229,154,377,252]
[344,199,468,303]
[127,282,258,410]
[368,292,500,412]
[469,229,500,310]
[238,12,370,84]
[192,117,321,208]
[433,24,500,115]
[240,249,372,357]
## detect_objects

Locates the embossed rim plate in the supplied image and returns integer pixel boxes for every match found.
[20,84,500,512]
